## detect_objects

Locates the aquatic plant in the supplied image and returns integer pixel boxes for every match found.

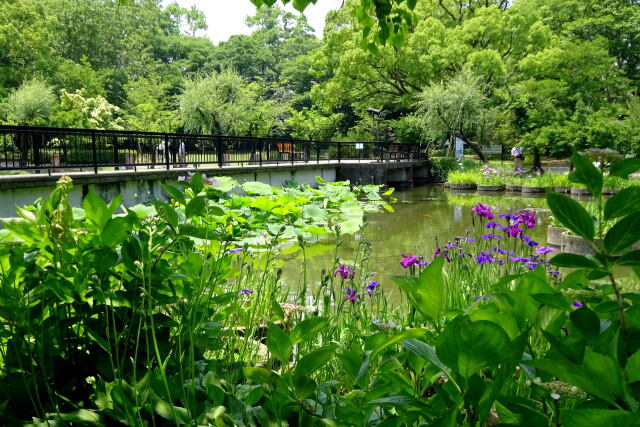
[1,154,640,426]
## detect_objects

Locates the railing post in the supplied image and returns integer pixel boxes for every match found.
[216,136,223,168]
[338,140,342,164]
[91,131,98,174]
[113,136,119,168]
[305,141,310,163]
[316,140,320,164]
[164,134,170,170]
[379,142,384,163]
[259,140,263,166]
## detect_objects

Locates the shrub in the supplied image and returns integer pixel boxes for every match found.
[447,170,480,184]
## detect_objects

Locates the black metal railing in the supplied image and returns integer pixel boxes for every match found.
[0,125,422,173]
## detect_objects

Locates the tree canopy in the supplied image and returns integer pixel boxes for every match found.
[0,0,638,160]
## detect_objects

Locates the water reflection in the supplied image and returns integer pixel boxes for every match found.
[281,184,550,290]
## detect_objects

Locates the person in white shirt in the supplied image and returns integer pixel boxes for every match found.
[511,146,524,170]
[178,141,186,166]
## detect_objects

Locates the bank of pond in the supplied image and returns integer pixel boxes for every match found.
[0,153,639,425]
[446,166,639,195]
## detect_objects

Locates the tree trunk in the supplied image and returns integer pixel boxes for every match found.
[533,147,542,170]
[460,135,487,163]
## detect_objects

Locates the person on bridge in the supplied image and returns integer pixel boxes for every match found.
[178,140,186,166]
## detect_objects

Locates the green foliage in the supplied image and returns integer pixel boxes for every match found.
[286,107,342,141]
[52,89,124,130]
[2,78,55,125]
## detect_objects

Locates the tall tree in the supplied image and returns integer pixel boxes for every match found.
[415,72,490,162]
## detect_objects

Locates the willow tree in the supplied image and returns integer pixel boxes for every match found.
[415,72,489,162]
[178,69,288,137]
[178,69,249,135]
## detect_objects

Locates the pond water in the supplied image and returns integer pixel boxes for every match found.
[281,185,552,293]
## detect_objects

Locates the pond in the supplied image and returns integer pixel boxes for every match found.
[281,184,552,294]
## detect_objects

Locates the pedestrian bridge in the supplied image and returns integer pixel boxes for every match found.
[0,126,428,217]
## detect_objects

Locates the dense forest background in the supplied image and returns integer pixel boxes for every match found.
[1,0,639,160]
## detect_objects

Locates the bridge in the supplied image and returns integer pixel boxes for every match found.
[0,126,428,217]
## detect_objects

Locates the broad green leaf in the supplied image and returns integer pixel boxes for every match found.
[610,158,640,179]
[528,349,622,405]
[185,196,207,218]
[550,253,600,269]
[293,375,316,400]
[162,183,186,205]
[570,152,602,197]
[128,204,156,217]
[615,250,640,267]
[244,367,280,386]
[302,224,328,236]
[627,349,640,383]
[604,215,640,254]
[101,217,131,247]
[303,204,328,221]
[604,187,640,220]
[210,176,238,192]
[155,201,179,229]
[391,256,445,324]
[266,323,292,363]
[290,317,329,344]
[152,396,191,424]
[436,317,514,379]
[83,192,111,230]
[560,409,639,427]
[402,339,460,391]
[107,194,122,216]
[53,409,102,424]
[370,329,425,359]
[190,173,204,194]
[570,306,600,339]
[546,192,594,241]
[368,395,430,410]
[242,181,273,195]
[293,344,338,379]
[250,196,278,212]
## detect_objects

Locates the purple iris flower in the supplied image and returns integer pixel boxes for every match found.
[572,301,582,308]
[443,251,452,262]
[499,213,516,220]
[239,288,253,295]
[516,211,536,229]
[476,252,494,264]
[344,288,357,304]
[400,254,419,269]
[444,242,457,249]
[227,248,244,254]
[474,296,491,301]
[366,281,380,296]
[419,260,431,267]
[486,221,500,229]
[471,203,495,220]
[491,248,515,255]
[505,225,524,237]
[466,237,476,242]
[510,256,531,262]
[482,234,502,239]
[536,246,557,255]
[521,236,539,247]
[334,264,355,279]
[524,261,540,270]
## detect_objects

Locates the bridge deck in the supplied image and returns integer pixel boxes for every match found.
[0,159,428,190]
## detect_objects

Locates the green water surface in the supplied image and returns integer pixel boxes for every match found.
[281,185,551,291]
